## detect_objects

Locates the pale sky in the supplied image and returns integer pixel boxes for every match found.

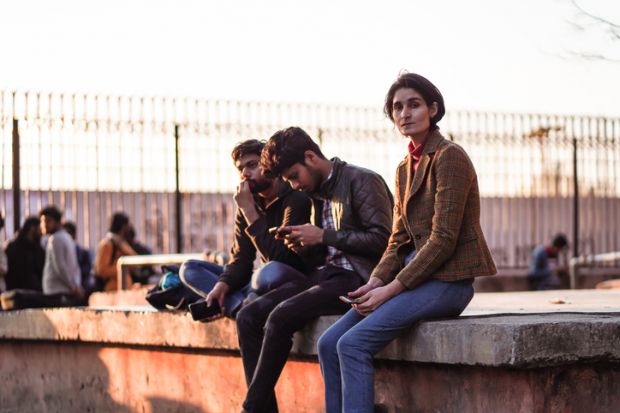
[1,0,619,116]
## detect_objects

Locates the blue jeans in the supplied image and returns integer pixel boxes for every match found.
[179,259,305,318]
[317,253,475,413]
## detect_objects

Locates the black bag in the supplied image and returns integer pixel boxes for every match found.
[145,265,201,311]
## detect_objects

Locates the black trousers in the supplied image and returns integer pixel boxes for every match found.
[236,265,363,413]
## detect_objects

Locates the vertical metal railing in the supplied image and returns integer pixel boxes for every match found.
[0,89,619,269]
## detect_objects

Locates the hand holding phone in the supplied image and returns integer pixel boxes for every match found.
[188,299,222,322]
[339,295,361,305]
[269,226,292,237]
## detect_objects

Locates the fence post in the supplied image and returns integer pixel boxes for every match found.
[174,124,182,253]
[572,136,579,263]
[12,118,20,232]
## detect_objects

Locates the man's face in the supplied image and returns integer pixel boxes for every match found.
[40,215,59,235]
[235,153,271,193]
[281,162,322,194]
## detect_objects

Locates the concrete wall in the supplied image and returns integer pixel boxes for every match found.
[0,342,322,413]
[1,306,619,413]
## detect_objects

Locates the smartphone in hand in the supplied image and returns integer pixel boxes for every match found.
[269,226,292,237]
[339,295,361,305]
[188,299,222,321]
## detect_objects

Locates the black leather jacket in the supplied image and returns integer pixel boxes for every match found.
[312,158,393,281]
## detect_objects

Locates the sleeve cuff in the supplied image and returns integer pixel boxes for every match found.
[322,228,338,246]
[245,216,268,237]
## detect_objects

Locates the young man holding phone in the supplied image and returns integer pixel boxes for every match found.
[235,127,393,413]
[179,139,314,320]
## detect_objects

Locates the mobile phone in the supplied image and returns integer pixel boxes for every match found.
[269,226,291,236]
[276,227,292,236]
[188,299,222,321]
[339,295,361,305]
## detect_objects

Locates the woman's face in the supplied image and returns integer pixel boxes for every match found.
[392,87,437,138]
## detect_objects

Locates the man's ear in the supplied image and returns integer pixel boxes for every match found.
[304,150,319,166]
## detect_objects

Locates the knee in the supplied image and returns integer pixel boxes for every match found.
[235,303,256,332]
[253,261,303,293]
[317,329,339,359]
[336,332,364,358]
[179,259,200,284]
[264,302,296,335]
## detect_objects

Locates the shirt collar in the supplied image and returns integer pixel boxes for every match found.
[408,139,426,160]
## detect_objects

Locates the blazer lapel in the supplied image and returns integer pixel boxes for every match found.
[409,155,430,198]
[404,130,445,204]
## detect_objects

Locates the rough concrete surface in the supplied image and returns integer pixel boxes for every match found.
[1,289,619,412]
[1,304,619,367]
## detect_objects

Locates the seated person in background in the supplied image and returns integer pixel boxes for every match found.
[5,216,45,292]
[179,139,313,319]
[63,221,93,302]
[94,212,136,291]
[528,233,569,290]
[40,205,83,305]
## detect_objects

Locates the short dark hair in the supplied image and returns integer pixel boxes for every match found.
[261,127,325,178]
[384,72,445,129]
[39,205,62,222]
[62,221,77,238]
[552,233,568,249]
[231,139,266,163]
[20,216,40,237]
[109,212,130,234]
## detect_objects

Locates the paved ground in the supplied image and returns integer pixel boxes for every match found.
[465,289,620,315]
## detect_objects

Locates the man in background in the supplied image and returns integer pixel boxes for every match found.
[63,221,93,302]
[528,233,569,290]
[40,205,83,305]
[5,216,45,292]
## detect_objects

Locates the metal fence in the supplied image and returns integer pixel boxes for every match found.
[1,90,619,267]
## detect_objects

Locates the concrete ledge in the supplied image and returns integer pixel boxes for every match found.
[2,291,620,412]
[1,305,619,368]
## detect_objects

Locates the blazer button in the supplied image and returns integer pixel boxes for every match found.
[415,234,421,240]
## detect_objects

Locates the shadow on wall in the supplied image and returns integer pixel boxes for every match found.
[0,312,203,413]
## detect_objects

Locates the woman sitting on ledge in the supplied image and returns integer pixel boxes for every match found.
[317,72,497,413]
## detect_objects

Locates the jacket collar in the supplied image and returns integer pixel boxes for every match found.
[314,157,345,200]
[420,128,444,156]
[406,129,445,199]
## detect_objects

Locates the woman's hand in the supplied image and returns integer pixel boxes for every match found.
[348,277,384,299]
[354,279,405,316]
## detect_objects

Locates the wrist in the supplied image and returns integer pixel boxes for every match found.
[368,277,385,288]
[241,205,259,224]
[387,278,406,294]
[215,281,230,293]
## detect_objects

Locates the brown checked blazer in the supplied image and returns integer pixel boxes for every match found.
[371,129,496,289]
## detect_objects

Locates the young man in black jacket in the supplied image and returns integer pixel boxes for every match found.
[180,139,313,319]
[236,127,393,413]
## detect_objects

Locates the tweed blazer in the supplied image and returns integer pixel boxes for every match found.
[370,129,496,289]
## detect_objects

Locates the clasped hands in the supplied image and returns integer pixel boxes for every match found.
[345,277,405,316]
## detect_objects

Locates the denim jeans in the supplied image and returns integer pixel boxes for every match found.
[179,259,307,318]
[317,252,475,413]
